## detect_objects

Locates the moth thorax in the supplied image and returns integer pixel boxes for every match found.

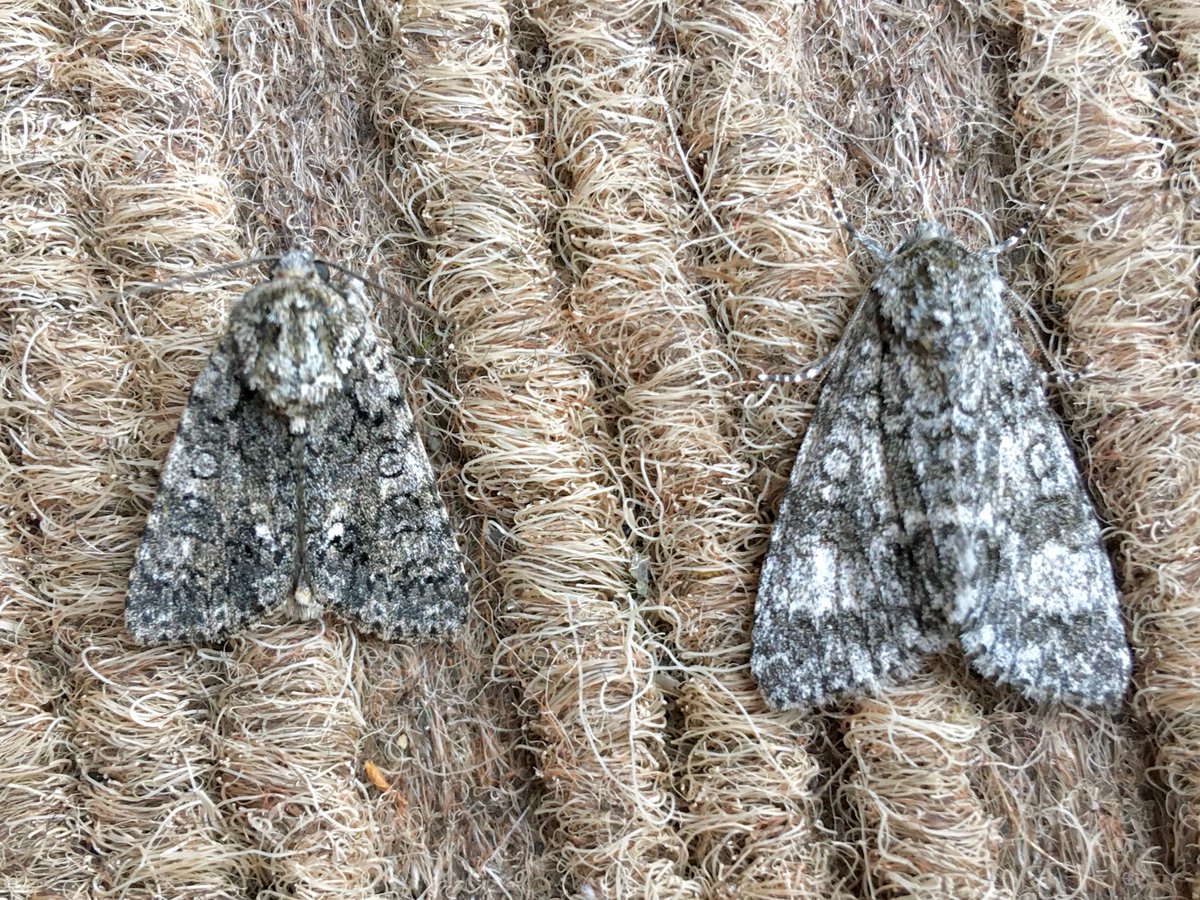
[884,258,994,359]
[232,287,364,429]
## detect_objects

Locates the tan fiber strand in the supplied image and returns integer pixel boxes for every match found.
[527,0,753,649]
[670,1,861,896]
[0,8,89,891]
[1002,0,1200,893]
[217,627,386,897]
[977,699,1169,899]
[0,650,90,893]
[1144,0,1200,256]
[65,645,246,896]
[841,676,997,899]
[815,0,1015,233]
[531,0,757,887]
[373,0,690,894]
[71,1,249,889]
[528,2,840,894]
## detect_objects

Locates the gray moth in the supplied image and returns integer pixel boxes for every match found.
[750,220,1132,709]
[126,250,468,643]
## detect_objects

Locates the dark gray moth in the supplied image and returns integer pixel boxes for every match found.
[126,251,468,643]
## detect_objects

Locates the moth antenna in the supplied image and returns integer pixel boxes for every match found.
[322,259,448,325]
[826,185,889,263]
[122,255,277,297]
[981,202,1048,259]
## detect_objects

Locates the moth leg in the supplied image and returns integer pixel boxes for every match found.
[979,203,1045,259]
[757,356,834,385]
[826,187,889,262]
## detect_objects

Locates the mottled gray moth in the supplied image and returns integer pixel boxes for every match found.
[125,250,468,643]
[751,217,1131,709]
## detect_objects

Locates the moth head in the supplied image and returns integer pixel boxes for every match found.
[893,222,957,258]
[231,250,370,430]
[268,249,331,283]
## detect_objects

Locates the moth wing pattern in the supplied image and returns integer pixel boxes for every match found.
[303,321,469,638]
[752,221,1131,710]
[125,334,298,643]
[750,290,955,710]
[952,329,1131,706]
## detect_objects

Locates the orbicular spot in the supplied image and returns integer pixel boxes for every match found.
[379,450,406,477]
[191,451,218,478]
[1027,438,1052,479]
[822,447,852,481]
[956,385,981,414]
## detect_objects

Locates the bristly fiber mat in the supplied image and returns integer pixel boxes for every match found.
[2,1,1197,897]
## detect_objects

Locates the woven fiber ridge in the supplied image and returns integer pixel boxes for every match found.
[2,1,1196,897]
